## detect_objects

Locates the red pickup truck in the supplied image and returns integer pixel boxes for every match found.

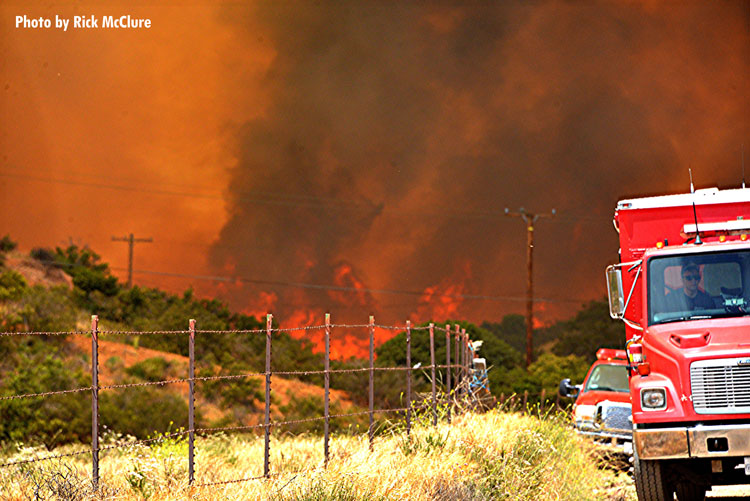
[559,348,632,450]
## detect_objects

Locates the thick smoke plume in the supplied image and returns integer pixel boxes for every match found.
[209,1,748,356]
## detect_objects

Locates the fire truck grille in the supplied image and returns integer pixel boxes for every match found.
[690,358,750,415]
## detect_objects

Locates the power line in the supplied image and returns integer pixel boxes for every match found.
[0,169,605,223]
[111,266,592,305]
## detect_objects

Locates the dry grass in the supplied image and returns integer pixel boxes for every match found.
[0,408,635,500]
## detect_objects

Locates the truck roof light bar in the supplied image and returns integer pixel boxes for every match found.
[682,219,750,237]
[596,348,627,361]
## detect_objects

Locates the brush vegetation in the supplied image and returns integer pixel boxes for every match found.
[0,408,634,500]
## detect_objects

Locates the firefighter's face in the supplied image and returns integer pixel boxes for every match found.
[682,269,700,294]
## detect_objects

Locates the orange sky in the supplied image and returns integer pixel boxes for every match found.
[2,1,748,358]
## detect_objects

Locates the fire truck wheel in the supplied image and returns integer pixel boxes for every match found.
[674,481,706,501]
[633,449,674,501]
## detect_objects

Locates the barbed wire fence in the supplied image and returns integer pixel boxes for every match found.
[0,314,544,493]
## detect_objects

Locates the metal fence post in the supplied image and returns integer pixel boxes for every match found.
[454,325,460,398]
[368,315,375,451]
[91,315,99,492]
[188,319,196,485]
[324,313,330,467]
[264,314,272,478]
[405,320,411,437]
[445,324,451,424]
[429,323,436,427]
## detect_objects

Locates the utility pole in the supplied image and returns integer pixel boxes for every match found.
[111,233,152,287]
[504,207,556,368]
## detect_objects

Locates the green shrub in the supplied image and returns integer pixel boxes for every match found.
[99,387,192,439]
[0,270,28,301]
[0,235,17,252]
[0,349,90,448]
[30,247,58,266]
[125,357,173,382]
[19,285,78,332]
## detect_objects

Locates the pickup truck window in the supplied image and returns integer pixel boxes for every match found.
[648,249,749,325]
[583,364,629,393]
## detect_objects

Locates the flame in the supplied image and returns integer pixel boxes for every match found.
[415,261,471,321]
[532,301,549,329]
[278,309,370,360]
[244,291,278,320]
[329,261,372,307]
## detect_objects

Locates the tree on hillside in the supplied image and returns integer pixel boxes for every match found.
[481,314,526,355]
[32,245,122,303]
[0,235,17,268]
[551,300,625,361]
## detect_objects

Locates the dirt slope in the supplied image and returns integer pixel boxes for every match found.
[67,335,356,425]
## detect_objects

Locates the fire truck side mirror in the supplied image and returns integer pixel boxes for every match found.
[606,266,625,319]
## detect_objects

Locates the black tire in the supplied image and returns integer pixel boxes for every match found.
[674,481,706,501]
[633,449,674,501]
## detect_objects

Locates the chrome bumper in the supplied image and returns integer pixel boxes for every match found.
[635,423,750,459]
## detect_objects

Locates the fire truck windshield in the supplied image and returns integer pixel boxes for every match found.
[583,364,629,393]
[648,249,750,325]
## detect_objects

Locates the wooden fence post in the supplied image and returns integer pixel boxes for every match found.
[264,314,272,477]
[445,324,451,424]
[368,316,375,451]
[324,313,331,467]
[429,323,436,427]
[188,319,196,485]
[454,325,460,398]
[462,329,468,402]
[91,315,99,492]
[405,320,411,437]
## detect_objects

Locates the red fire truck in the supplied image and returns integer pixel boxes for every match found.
[606,187,750,500]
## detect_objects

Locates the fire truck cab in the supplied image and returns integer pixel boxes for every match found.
[607,187,750,501]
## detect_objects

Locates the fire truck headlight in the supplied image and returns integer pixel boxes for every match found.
[641,388,667,410]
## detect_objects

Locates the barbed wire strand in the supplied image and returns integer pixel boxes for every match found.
[195,329,266,334]
[99,379,191,391]
[0,386,93,401]
[194,473,270,488]
[98,330,189,336]
[0,330,87,337]
[0,449,91,469]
